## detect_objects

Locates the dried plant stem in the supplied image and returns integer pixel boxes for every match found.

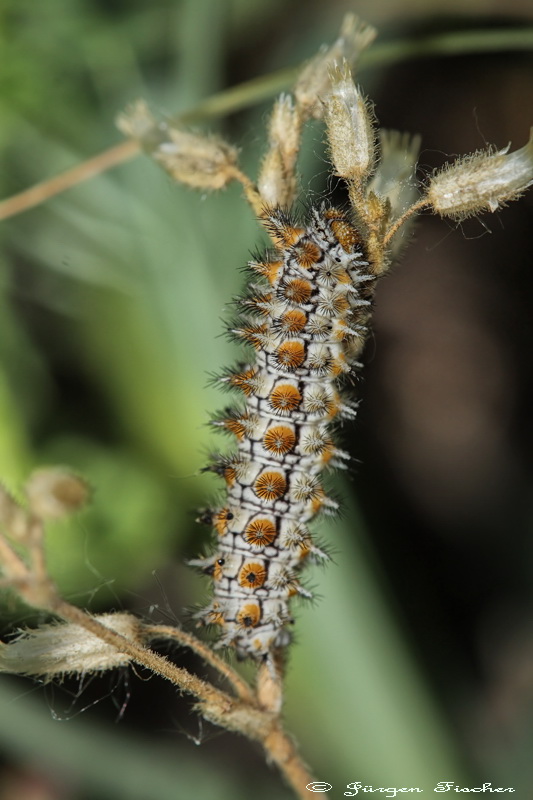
[0,70,291,223]
[0,478,311,798]
[49,599,234,708]
[142,623,255,704]
[26,517,49,584]
[0,140,139,222]
[226,165,263,215]
[0,535,30,586]
[0,517,312,796]
[39,601,314,797]
[261,730,314,800]
[256,653,285,714]
[383,198,428,247]
[0,562,312,795]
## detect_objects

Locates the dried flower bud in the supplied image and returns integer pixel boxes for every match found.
[117,99,240,191]
[258,95,300,206]
[0,485,29,539]
[269,95,300,153]
[25,467,91,520]
[324,62,375,182]
[153,129,239,191]
[369,130,421,222]
[0,613,141,678]
[294,13,376,120]
[427,129,533,218]
[116,99,160,145]
[258,149,288,208]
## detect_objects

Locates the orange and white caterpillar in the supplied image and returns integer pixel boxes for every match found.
[193,206,376,658]
[117,13,533,666]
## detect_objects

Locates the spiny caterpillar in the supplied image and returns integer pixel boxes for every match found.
[117,15,533,664]
[194,205,374,657]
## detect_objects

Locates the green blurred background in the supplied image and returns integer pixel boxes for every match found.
[1,0,533,798]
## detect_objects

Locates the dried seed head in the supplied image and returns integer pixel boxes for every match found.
[117,99,239,191]
[258,148,287,208]
[258,95,300,207]
[0,485,29,539]
[0,613,141,678]
[116,99,160,145]
[324,62,376,182]
[294,13,376,120]
[154,129,239,191]
[369,130,421,222]
[427,129,533,218]
[269,95,299,150]
[25,467,91,520]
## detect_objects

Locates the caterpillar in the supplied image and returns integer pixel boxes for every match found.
[116,13,533,667]
[193,205,375,658]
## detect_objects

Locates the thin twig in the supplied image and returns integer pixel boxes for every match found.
[42,600,316,797]
[0,528,315,794]
[0,141,139,222]
[142,623,255,704]
[383,198,428,247]
[0,534,29,584]
[50,599,234,706]
[226,165,264,215]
